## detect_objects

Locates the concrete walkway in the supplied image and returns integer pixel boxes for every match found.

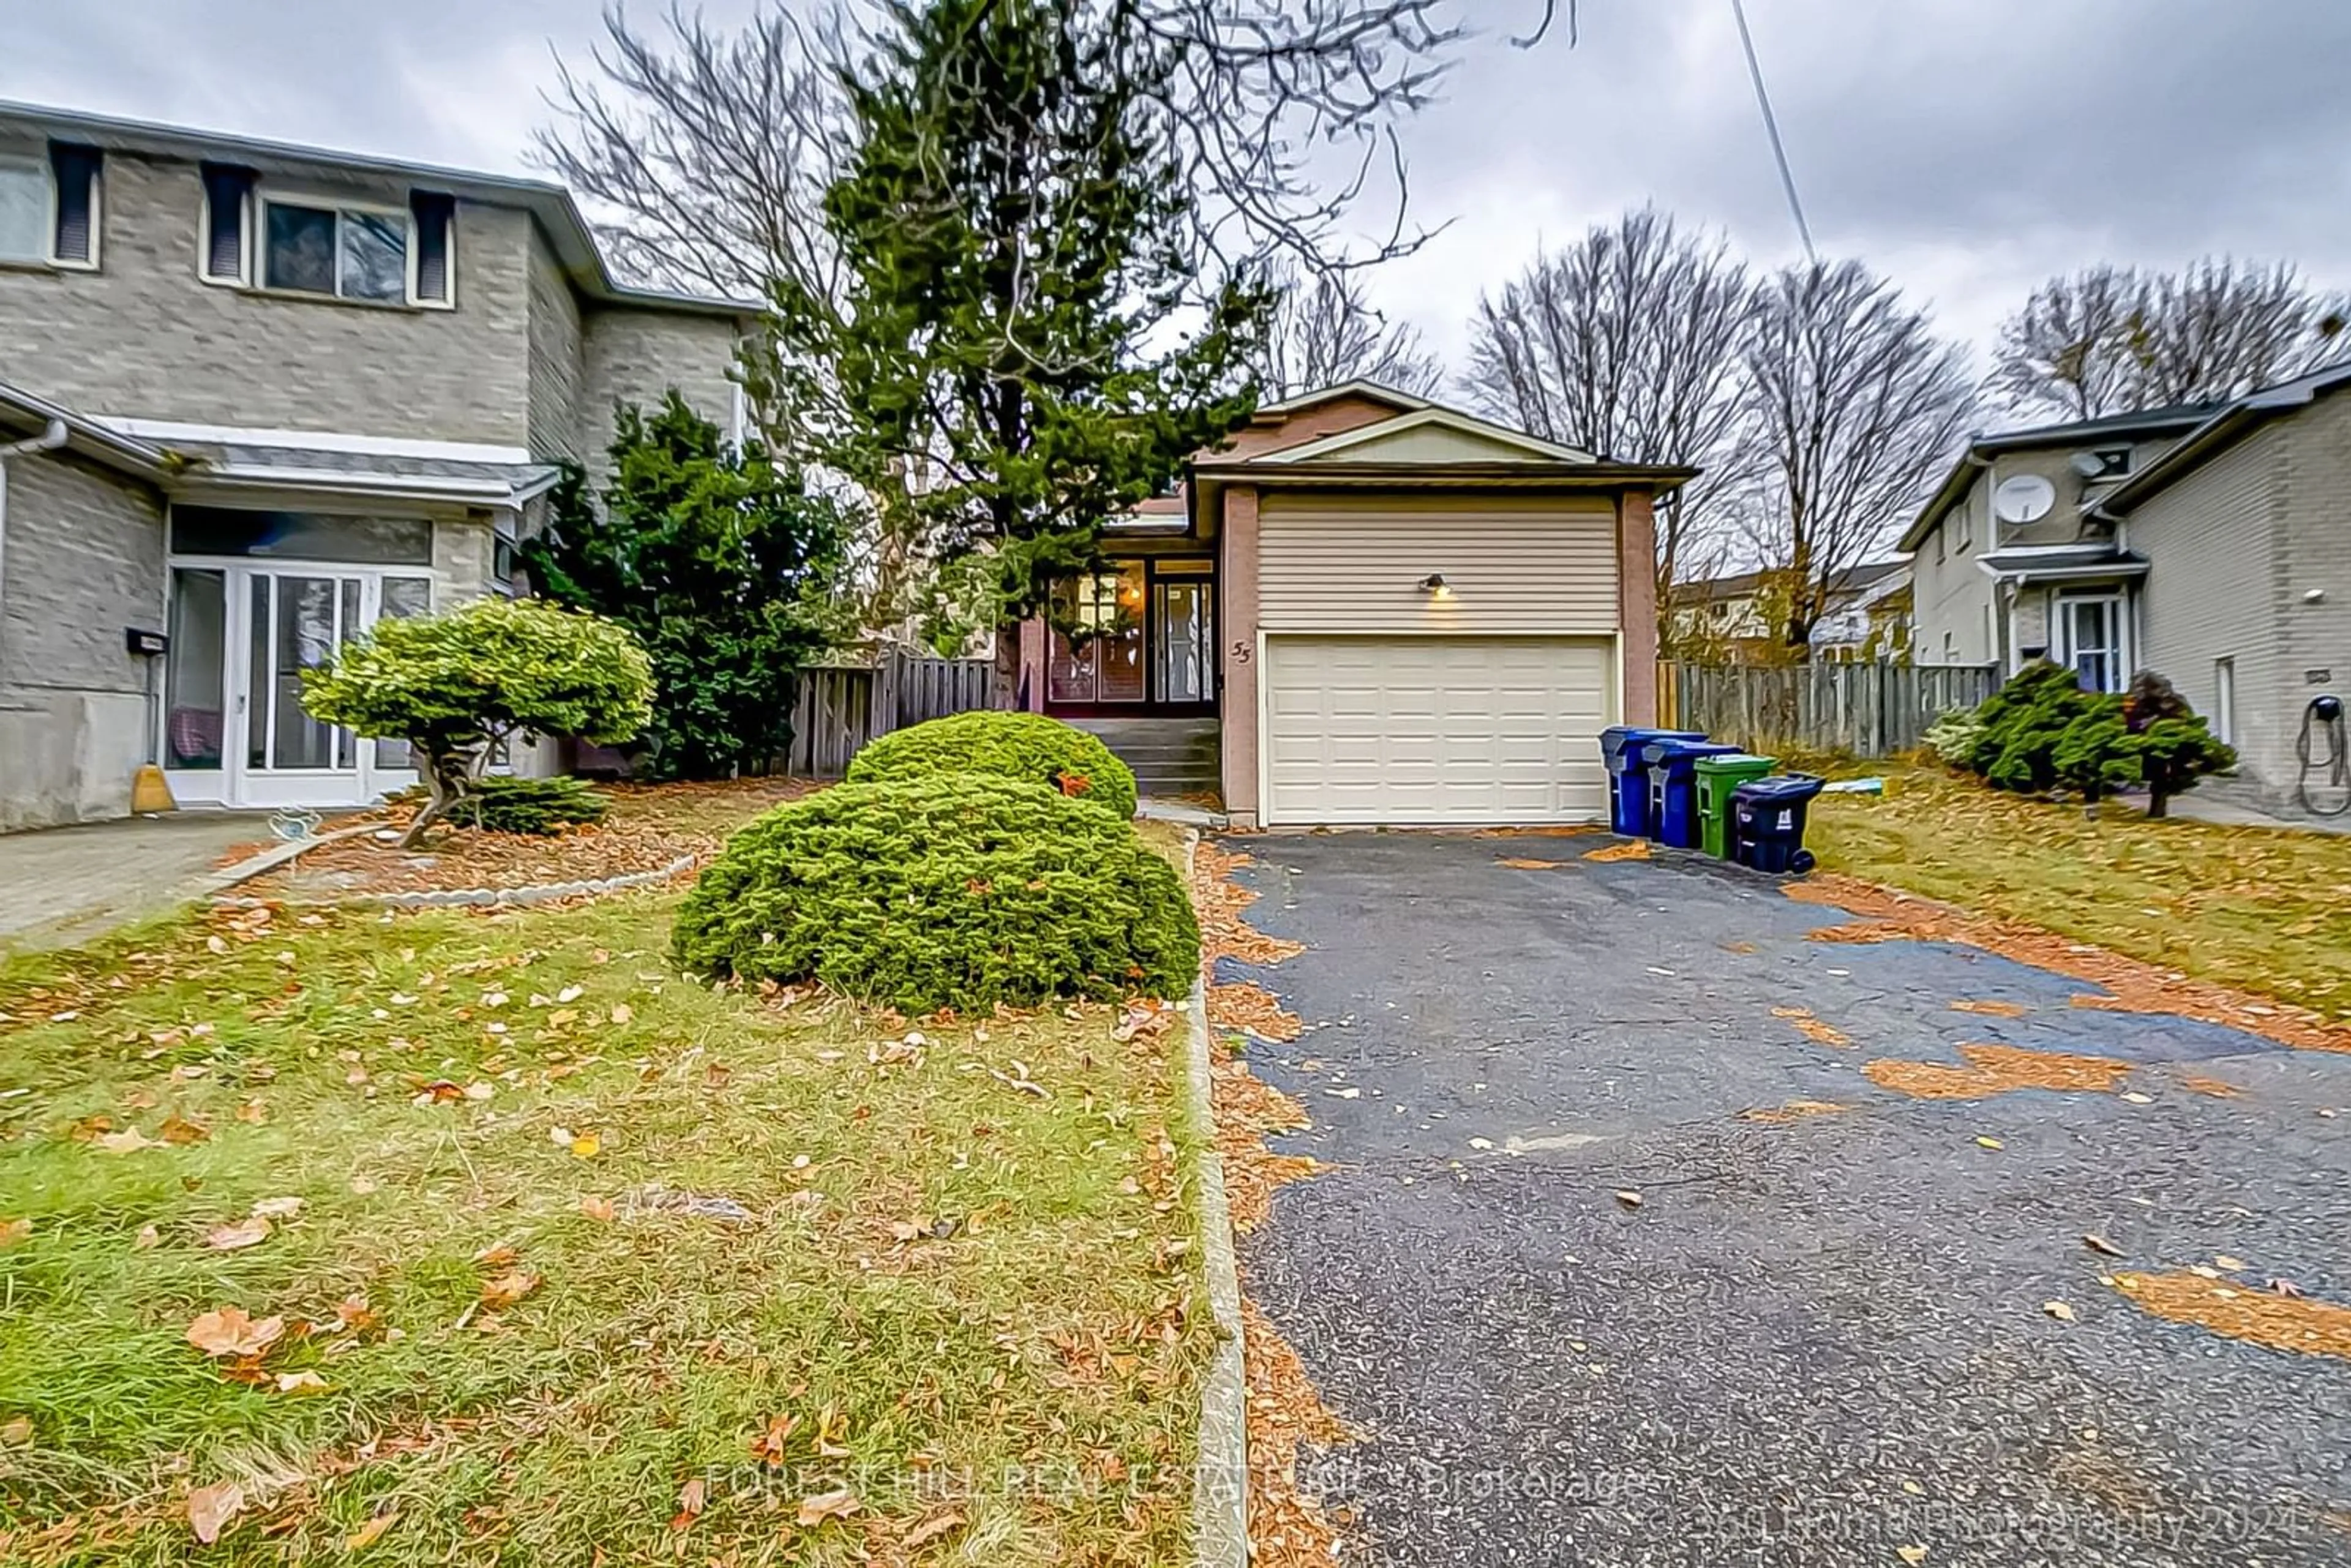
[0,812,279,951]
[2159,792,2351,836]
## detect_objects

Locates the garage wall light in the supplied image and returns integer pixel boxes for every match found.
[1418,574,1452,599]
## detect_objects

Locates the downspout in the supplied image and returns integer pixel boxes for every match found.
[0,421,72,680]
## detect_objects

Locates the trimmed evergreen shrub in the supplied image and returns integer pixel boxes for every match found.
[672,775,1196,1012]
[846,711,1139,821]
[2050,703,2140,803]
[1965,661,2102,792]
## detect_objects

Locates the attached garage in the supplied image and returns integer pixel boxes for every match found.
[1262,634,1614,825]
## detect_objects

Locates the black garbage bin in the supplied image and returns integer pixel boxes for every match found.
[1730,773,1826,874]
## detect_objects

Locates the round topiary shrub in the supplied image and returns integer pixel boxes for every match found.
[672,775,1197,1013]
[845,711,1138,822]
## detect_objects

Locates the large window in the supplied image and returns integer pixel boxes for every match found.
[208,180,453,306]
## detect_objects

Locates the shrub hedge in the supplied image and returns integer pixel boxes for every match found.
[672,775,1197,1012]
[845,711,1138,822]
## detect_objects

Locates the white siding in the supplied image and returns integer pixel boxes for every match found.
[1258,492,1619,636]
[1262,635,1614,825]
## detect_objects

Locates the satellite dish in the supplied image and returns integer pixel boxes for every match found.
[2068,451,2109,479]
[1993,474,2057,525]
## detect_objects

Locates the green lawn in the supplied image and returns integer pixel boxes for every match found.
[1809,768,2351,1019]
[0,821,1210,1564]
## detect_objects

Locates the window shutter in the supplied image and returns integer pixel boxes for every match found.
[48,143,99,264]
[200,163,253,281]
[411,190,454,303]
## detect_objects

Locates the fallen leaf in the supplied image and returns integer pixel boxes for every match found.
[0,1416,31,1446]
[479,1270,541,1311]
[273,1370,331,1395]
[1613,1190,1644,1209]
[2120,1091,2154,1105]
[473,1243,519,1268]
[345,1512,396,1550]
[134,1223,160,1249]
[188,1480,245,1544]
[1975,1136,2004,1150]
[796,1487,860,1528]
[749,1413,800,1465]
[204,1216,273,1251]
[95,1128,157,1154]
[2044,1300,2077,1322]
[1897,1548,1928,1566]
[815,1404,851,1458]
[186,1307,287,1359]
[251,1196,304,1220]
[334,1294,378,1332]
[579,1195,616,1222]
[902,1508,966,1548]
[2215,1254,2249,1272]
[157,1113,210,1146]
[669,1476,707,1531]
[0,1217,29,1248]
[569,1133,601,1158]
[610,1003,634,1026]
[2083,1234,2124,1258]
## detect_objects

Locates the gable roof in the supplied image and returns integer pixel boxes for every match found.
[2092,358,2351,519]
[1895,402,2221,552]
[1254,380,1435,419]
[0,99,754,320]
[1253,405,1597,466]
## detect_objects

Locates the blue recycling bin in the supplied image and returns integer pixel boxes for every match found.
[1600,727,1706,838]
[1731,773,1828,873]
[1644,740,1742,849]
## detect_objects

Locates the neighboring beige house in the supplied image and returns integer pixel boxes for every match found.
[1900,402,2215,683]
[0,101,752,830]
[1668,560,1911,662]
[1011,383,1689,827]
[1904,367,2351,817]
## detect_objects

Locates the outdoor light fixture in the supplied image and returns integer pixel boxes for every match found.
[1419,574,1452,599]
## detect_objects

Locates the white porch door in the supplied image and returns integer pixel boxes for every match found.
[220,568,429,808]
[2058,595,2126,694]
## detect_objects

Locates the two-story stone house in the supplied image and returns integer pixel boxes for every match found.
[0,100,752,830]
[1905,369,2351,819]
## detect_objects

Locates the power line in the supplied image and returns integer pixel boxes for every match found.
[1730,0,1816,264]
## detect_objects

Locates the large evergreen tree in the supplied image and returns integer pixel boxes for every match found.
[769,0,1271,620]
[523,392,855,779]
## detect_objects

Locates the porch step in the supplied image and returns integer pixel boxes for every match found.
[1062,717,1220,799]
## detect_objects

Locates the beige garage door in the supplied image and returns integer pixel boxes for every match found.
[1262,635,1615,825]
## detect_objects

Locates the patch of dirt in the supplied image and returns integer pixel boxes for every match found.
[1769,1005,1853,1049]
[242,779,815,900]
[1493,857,1565,870]
[1862,1041,2133,1101]
[1583,839,1651,863]
[1736,1099,1850,1125]
[1789,873,2351,1056]
[1241,1297,1354,1568]
[2112,1272,2351,1362]
[1951,999,2031,1019]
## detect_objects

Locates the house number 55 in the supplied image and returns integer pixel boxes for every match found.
[1229,640,1253,666]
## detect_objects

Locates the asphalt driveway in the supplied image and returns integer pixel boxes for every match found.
[1217,831,2351,1567]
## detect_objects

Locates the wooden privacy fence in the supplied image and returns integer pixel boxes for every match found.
[1659,661,1999,758]
[782,647,999,776]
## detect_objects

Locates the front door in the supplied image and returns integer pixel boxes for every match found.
[1046,558,1215,715]
[165,563,431,808]
[2058,594,2126,694]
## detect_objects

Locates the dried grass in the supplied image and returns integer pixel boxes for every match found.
[2113,1272,2351,1361]
[1862,1041,2133,1100]
[1788,874,2351,1056]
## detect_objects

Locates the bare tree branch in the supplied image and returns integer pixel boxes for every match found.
[1739,258,1976,655]
[1991,258,2351,420]
[1459,208,1759,629]
[1255,260,1444,396]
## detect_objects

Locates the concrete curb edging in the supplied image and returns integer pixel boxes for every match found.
[211,852,700,910]
[1182,830,1250,1568]
[186,825,375,902]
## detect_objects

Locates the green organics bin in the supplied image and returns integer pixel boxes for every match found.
[1695,752,1777,858]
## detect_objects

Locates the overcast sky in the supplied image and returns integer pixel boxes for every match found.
[10,0,2351,378]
